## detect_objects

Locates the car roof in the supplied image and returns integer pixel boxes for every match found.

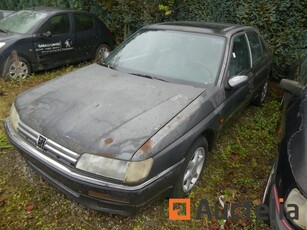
[146,21,253,36]
[22,7,89,15]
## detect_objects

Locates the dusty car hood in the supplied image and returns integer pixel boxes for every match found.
[288,92,307,196]
[15,64,205,160]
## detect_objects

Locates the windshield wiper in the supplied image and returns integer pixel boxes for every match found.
[130,73,168,82]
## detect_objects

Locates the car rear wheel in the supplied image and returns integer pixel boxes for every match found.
[253,79,269,106]
[170,137,208,197]
[95,44,111,62]
[4,56,30,80]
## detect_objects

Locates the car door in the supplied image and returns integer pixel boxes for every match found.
[246,30,271,94]
[33,13,74,69]
[221,32,254,122]
[73,13,99,61]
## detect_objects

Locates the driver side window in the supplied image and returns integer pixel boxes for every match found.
[228,35,251,76]
[38,14,70,35]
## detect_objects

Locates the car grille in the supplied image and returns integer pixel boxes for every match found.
[17,121,79,166]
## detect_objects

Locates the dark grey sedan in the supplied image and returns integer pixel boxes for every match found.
[4,22,273,215]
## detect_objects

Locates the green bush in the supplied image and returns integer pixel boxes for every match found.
[175,0,306,79]
[97,0,176,41]
[234,0,306,79]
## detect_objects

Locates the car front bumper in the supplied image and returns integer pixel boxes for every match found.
[4,118,181,216]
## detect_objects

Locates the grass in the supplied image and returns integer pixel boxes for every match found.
[0,134,12,150]
[0,65,282,229]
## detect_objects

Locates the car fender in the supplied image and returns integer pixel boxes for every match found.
[132,88,223,178]
[1,37,37,71]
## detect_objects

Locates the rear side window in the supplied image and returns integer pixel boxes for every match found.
[38,14,70,35]
[74,14,94,32]
[246,31,263,64]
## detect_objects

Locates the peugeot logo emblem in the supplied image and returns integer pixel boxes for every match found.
[37,135,47,150]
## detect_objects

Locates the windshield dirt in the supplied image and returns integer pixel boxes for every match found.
[0,10,47,34]
[105,29,226,85]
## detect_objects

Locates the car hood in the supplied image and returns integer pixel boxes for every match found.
[0,32,18,42]
[15,64,205,160]
[288,91,307,195]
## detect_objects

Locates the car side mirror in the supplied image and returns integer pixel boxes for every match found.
[227,75,248,89]
[41,31,52,38]
[280,79,304,96]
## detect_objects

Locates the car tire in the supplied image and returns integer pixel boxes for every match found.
[95,44,111,62]
[252,78,269,106]
[4,56,30,80]
[170,137,208,198]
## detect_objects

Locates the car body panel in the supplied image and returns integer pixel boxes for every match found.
[72,12,101,60]
[33,12,75,69]
[287,92,307,196]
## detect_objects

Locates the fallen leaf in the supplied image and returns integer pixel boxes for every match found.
[252,198,262,206]
[0,199,5,207]
[27,213,33,219]
[25,204,34,212]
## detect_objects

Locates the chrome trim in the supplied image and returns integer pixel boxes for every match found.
[17,120,79,165]
[5,118,183,191]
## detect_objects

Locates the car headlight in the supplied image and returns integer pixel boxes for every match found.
[75,153,153,183]
[0,42,6,49]
[285,188,307,229]
[10,103,20,130]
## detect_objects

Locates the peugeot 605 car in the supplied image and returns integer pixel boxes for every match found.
[5,22,272,215]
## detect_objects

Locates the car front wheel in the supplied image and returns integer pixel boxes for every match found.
[170,137,208,197]
[4,56,30,80]
[95,44,111,62]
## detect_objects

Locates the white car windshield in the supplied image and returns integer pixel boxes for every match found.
[0,10,47,34]
[105,29,226,85]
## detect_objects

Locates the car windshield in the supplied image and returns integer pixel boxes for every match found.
[104,29,226,85]
[0,10,47,34]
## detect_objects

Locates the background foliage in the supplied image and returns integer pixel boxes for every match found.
[0,0,305,79]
